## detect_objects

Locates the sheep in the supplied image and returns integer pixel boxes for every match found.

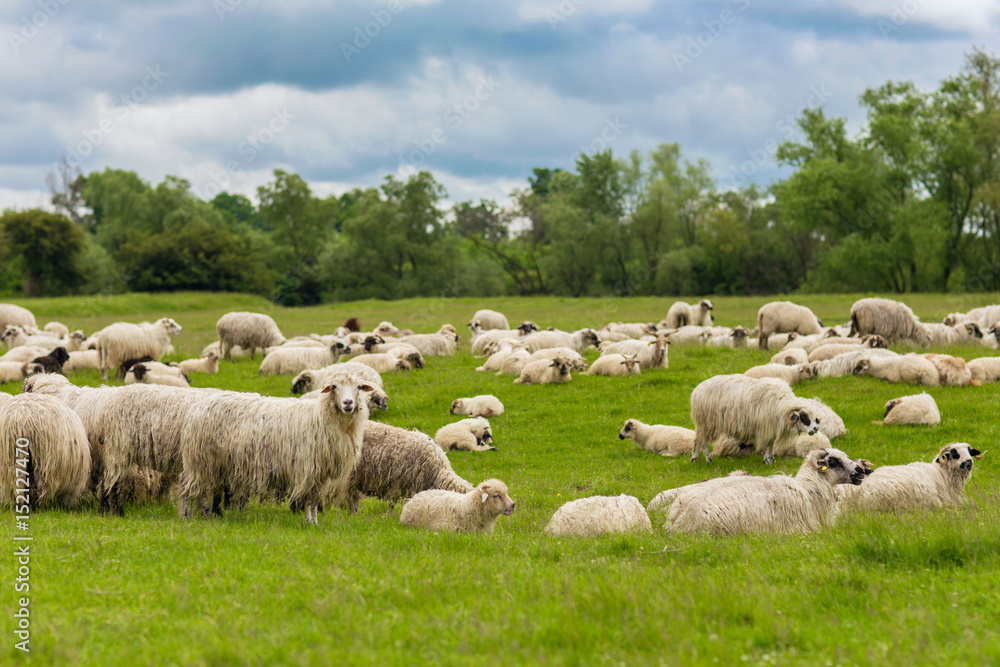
[544,494,651,537]
[836,443,983,512]
[947,306,1000,329]
[744,362,816,386]
[600,335,669,370]
[471,329,521,356]
[216,312,285,360]
[618,420,694,457]
[258,342,351,376]
[450,395,504,418]
[986,324,1000,349]
[97,318,183,381]
[1,325,60,350]
[0,304,37,330]
[813,348,899,378]
[292,362,383,395]
[178,351,220,375]
[853,354,939,386]
[362,339,425,369]
[705,326,752,348]
[470,309,510,331]
[43,321,69,337]
[349,353,411,374]
[586,353,641,377]
[967,356,1000,384]
[476,339,526,372]
[0,392,91,508]
[662,326,711,346]
[301,384,388,413]
[125,364,191,388]
[179,376,375,523]
[395,330,458,357]
[772,430,832,457]
[520,328,601,354]
[879,393,941,425]
[0,361,34,384]
[771,348,809,366]
[202,340,250,359]
[923,353,976,387]
[849,298,931,345]
[0,346,50,364]
[690,374,821,464]
[808,343,880,363]
[647,471,751,515]
[399,479,515,533]
[526,347,588,370]
[798,398,847,439]
[514,357,573,385]
[330,422,474,513]
[435,417,495,452]
[30,347,70,374]
[666,448,867,535]
[923,322,984,347]
[809,334,887,352]
[601,322,657,341]
[756,301,823,348]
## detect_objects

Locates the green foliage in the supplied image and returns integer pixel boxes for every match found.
[0,209,85,296]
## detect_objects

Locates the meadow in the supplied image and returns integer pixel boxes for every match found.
[3,292,1000,666]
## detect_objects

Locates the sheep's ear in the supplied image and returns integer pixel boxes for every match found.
[970,448,984,460]
[320,383,334,394]
[358,384,374,393]
[481,492,489,503]
[548,361,557,367]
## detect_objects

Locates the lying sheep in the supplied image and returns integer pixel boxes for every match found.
[476,339,527,372]
[450,395,504,418]
[808,343,876,363]
[97,318,183,381]
[396,328,458,357]
[813,348,899,378]
[924,322,984,347]
[544,494,651,537]
[600,322,656,341]
[662,326,710,346]
[618,420,694,457]
[291,362,383,395]
[923,353,976,387]
[520,328,601,354]
[349,353,411,374]
[178,351,220,375]
[1,326,60,350]
[771,348,809,366]
[435,417,495,452]
[399,479,515,533]
[470,309,510,331]
[666,448,867,535]
[514,357,573,385]
[853,354,939,386]
[258,342,351,376]
[471,329,522,356]
[647,471,751,515]
[799,398,847,439]
[125,364,191,387]
[586,353,641,377]
[497,348,532,376]
[62,349,100,372]
[756,301,823,348]
[0,361,33,384]
[0,345,50,364]
[849,298,931,345]
[599,335,669,370]
[837,443,983,511]
[744,362,816,385]
[705,326,752,348]
[526,347,588,370]
[880,393,941,425]
[43,321,69,337]
[967,356,1000,384]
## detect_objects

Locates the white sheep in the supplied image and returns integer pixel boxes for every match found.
[497,348,532,376]
[43,321,69,337]
[470,309,510,331]
[0,304,37,330]
[599,335,669,370]
[618,419,694,457]
[836,443,983,511]
[526,347,588,370]
[125,364,191,388]
[600,322,657,341]
[514,357,573,385]
[853,354,939,386]
[922,353,976,387]
[0,345,50,364]
[544,494,652,537]
[744,362,816,386]
[704,326,752,348]
[586,353,641,377]
[435,417,495,452]
[217,312,287,360]
[291,362,383,395]
[475,339,527,372]
[520,328,601,354]
[849,297,931,345]
[349,353,412,374]
[770,348,809,365]
[967,356,1000,384]
[799,398,847,440]
[399,479,515,533]
[812,348,899,378]
[97,318,183,381]
[471,329,522,356]
[665,299,713,328]
[178,351,220,375]
[690,374,821,464]
[879,393,941,425]
[646,470,752,515]
[450,395,505,418]
[396,327,459,356]
[756,301,823,348]
[662,326,711,346]
[258,342,351,375]
[1,325,60,350]
[923,322,984,346]
[0,361,33,384]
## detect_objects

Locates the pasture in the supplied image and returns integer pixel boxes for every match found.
[3,292,1000,666]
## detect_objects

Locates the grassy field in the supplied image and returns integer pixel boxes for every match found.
[3,292,1000,666]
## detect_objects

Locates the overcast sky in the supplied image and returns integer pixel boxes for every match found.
[2,0,998,211]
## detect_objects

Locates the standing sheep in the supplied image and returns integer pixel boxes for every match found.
[618,420,694,457]
[514,357,573,385]
[544,494,651,537]
[399,479,515,533]
[586,354,641,377]
[756,301,823,348]
[849,298,932,346]
[665,300,713,328]
[470,309,510,331]
[880,393,941,425]
[217,312,286,360]
[97,318,183,381]
[0,304,37,330]
[435,417,496,452]
[450,395,505,418]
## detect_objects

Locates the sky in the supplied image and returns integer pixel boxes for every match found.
[1,0,999,211]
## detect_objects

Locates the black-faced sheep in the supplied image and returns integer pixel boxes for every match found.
[125,364,191,388]
[399,479,515,533]
[544,494,651,537]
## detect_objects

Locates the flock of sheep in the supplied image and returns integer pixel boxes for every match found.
[0,296,995,538]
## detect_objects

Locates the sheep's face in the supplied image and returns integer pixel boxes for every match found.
[331,342,351,358]
[621,356,641,374]
[478,480,515,516]
[862,334,887,349]
[811,448,867,485]
[395,359,412,372]
[935,443,984,475]
[69,331,87,343]
[582,329,602,348]
[468,319,481,335]
[132,364,148,381]
[854,459,874,477]
[700,299,714,311]
[50,347,69,365]
[962,322,983,339]
[450,399,465,415]
[619,419,638,440]
[478,427,493,446]
[321,381,375,414]
[2,325,22,344]
[787,408,819,436]
[796,363,816,380]
[943,313,964,327]
[991,324,1000,342]
[517,321,540,335]
[159,318,183,335]
[852,359,871,376]
[375,322,399,337]
[291,372,313,395]
[406,352,425,368]
[549,358,572,376]
[787,332,800,342]
[731,327,749,341]
[883,398,902,419]
[205,351,220,361]
[369,388,389,411]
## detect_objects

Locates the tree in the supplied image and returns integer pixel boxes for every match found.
[0,209,85,296]
[257,169,328,263]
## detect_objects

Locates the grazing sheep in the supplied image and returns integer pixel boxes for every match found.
[880,393,941,425]
[690,375,820,464]
[544,494,651,537]
[923,353,976,387]
[771,348,809,365]
[400,479,515,533]
[757,301,823,348]
[967,356,1000,384]
[520,328,601,354]
[330,422,474,513]
[125,364,191,388]
[471,309,510,331]
[216,312,286,360]
[799,398,847,439]
[853,354,939,386]
[30,347,70,374]
[618,420,694,457]
[0,304,37,331]
[849,298,931,346]
[258,342,351,376]
[179,376,375,523]
[600,335,669,370]
[450,395,504,418]
[837,443,983,511]
[586,353,641,377]
[514,357,573,385]
[349,353,411,374]
[744,362,816,386]
[665,299,714,328]
[97,318,183,381]
[667,448,867,535]
[435,417,495,452]
[178,351,220,375]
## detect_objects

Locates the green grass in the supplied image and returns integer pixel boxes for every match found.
[3,292,1000,666]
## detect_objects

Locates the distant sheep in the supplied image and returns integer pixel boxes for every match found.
[968,356,1000,384]
[744,362,816,385]
[771,348,809,365]
[476,339,527,372]
[521,328,601,354]
[586,353,640,377]
[97,318,183,381]
[217,312,286,360]
[924,322,984,346]
[600,335,669,370]
[0,346,50,364]
[471,309,510,331]
[880,393,941,425]
[812,348,898,378]
[544,494,651,537]
[853,354,939,386]
[178,351,220,375]
[399,479,515,533]
[526,347,588,370]
[705,326,752,348]
[43,321,70,337]
[514,357,573,385]
[756,302,823,348]
[665,299,713,328]
[0,304,37,330]
[799,398,847,439]
[435,417,495,452]
[258,342,351,376]
[849,298,931,346]
[0,361,34,384]
[618,420,694,457]
[450,395,504,418]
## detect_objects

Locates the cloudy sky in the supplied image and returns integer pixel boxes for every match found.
[2,0,999,211]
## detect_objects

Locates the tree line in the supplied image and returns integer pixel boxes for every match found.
[2,49,999,302]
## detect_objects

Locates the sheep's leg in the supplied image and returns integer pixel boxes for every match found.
[468,443,498,452]
[210,491,224,517]
[692,433,705,463]
[763,443,775,465]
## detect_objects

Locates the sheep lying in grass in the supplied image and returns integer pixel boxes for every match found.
[808,341,882,362]
[476,339,527,372]
[666,448,867,535]
[586,353,640,377]
[923,322,984,347]
[97,318,183,381]
[662,326,710,346]
[125,364,191,387]
[756,301,823,348]
[853,354,939,386]
[497,348,532,376]
[879,393,941,425]
[599,322,656,341]
[647,471,751,515]
[450,395,504,418]
[599,335,669,370]
[705,326,752,348]
[178,351,220,375]
[471,329,523,356]
[771,348,809,365]
[923,353,976,387]
[1,325,61,350]
[967,356,1000,383]
[329,422,474,513]
[435,417,495,452]
[813,348,898,378]
[521,328,601,354]
[0,345,50,364]
[799,398,847,439]
[544,494,651,537]
[744,362,816,385]
[514,357,573,385]
[62,350,99,372]
[471,309,510,331]
[836,443,983,511]
[849,298,931,346]
[400,479,515,533]
[0,361,34,384]
[618,420,694,457]
[396,328,459,356]
[258,342,351,375]
[526,347,587,371]
[349,353,412,374]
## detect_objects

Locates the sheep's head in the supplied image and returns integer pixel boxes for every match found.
[822,328,839,338]
[204,351,220,361]
[943,313,964,327]
[362,335,384,352]
[883,398,902,419]
[1,325,23,344]
[21,362,44,378]
[618,419,639,440]
[809,448,867,486]
[291,371,313,395]
[731,326,749,341]
[862,334,887,349]
[450,398,466,415]
[549,357,572,376]
[477,479,515,516]
[787,332,800,342]
[369,387,389,411]
[621,354,641,374]
[132,364,148,381]
[579,328,601,348]
[158,318,183,335]
[642,323,657,335]
[405,351,425,368]
[852,359,871,376]
[320,379,375,414]
[796,362,817,380]
[854,459,874,477]
[517,321,540,335]
[330,341,352,358]
[935,443,984,476]
[700,299,714,311]
[374,322,399,337]
[22,372,70,393]
[787,407,819,436]
[395,359,412,372]
[69,330,87,343]
[990,323,1000,342]
[468,319,482,335]
[962,322,983,339]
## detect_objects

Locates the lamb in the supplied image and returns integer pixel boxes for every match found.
[599,335,669,370]
[178,351,220,375]
[399,479,515,533]
[330,422,474,513]
[880,393,941,425]
[178,376,375,523]
[0,304,37,330]
[125,364,191,388]
[586,354,641,377]
[349,353,412,374]
[30,347,70,374]
[666,448,867,535]
[450,395,505,418]
[43,321,69,337]
[514,357,573,385]
[475,339,526,372]
[97,318,183,381]
[690,374,820,464]
[853,354,939,386]
[836,443,983,512]
[967,356,1000,384]
[216,311,286,360]
[744,363,816,385]
[0,392,91,508]
[435,417,495,452]
[849,297,931,346]
[923,353,976,387]
[470,309,510,331]
[544,494,651,537]
[258,342,351,375]
[520,328,601,354]
[771,348,809,365]
[618,420,694,457]
[756,301,823,348]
